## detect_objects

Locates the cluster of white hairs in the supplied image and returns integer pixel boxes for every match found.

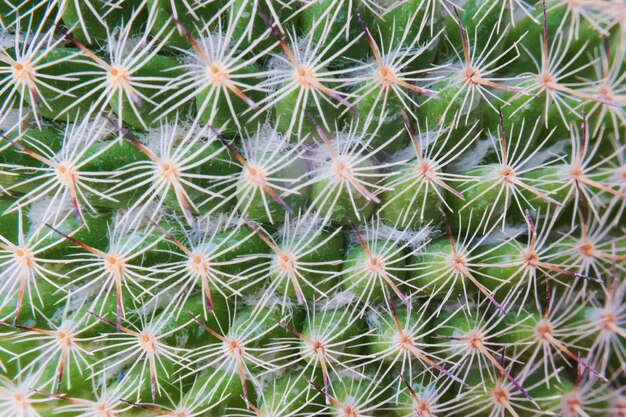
[0,0,625,416]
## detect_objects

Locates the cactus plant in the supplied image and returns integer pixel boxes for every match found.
[0,0,625,416]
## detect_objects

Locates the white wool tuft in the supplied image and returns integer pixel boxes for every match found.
[257,369,293,393]
[308,142,334,171]
[0,32,15,49]
[448,138,491,173]
[322,291,357,310]
[277,211,326,241]
[480,224,527,245]
[388,144,418,164]
[242,288,296,312]
[376,223,432,252]
[187,33,230,64]
[243,124,294,160]
[348,57,379,82]
[373,0,401,9]
[524,139,568,169]
[267,36,313,74]
[388,130,439,163]
[63,117,114,152]
[308,131,371,170]
[348,222,432,253]
[0,110,23,131]
[107,29,145,57]
[266,54,293,78]
[196,212,245,235]
[143,123,187,150]
[26,198,73,229]
[365,307,383,328]
[114,206,160,231]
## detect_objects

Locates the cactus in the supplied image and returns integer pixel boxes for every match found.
[0,0,625,416]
